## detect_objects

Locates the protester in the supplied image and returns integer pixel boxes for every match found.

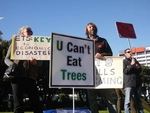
[115,88,137,113]
[85,22,117,113]
[123,48,144,113]
[4,26,43,113]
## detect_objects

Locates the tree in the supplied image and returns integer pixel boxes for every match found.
[140,65,150,77]
[146,68,150,76]
[0,40,11,65]
[140,65,150,86]
[0,39,12,111]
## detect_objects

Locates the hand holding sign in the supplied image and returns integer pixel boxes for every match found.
[30,57,37,65]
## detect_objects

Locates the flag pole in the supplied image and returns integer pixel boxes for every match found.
[127,38,132,49]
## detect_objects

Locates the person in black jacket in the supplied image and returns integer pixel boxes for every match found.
[123,48,144,113]
[85,22,117,113]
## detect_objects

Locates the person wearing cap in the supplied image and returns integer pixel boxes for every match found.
[123,48,144,113]
[85,22,117,113]
[4,26,43,113]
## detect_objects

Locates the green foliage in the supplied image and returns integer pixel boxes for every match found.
[140,65,150,76]
[146,68,150,76]
[0,39,11,66]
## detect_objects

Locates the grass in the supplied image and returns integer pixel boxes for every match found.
[99,110,150,113]
[0,110,150,113]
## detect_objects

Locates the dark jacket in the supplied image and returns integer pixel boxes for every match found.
[4,45,39,81]
[88,36,113,56]
[123,57,142,88]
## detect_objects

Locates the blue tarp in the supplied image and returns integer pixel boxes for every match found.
[43,108,90,113]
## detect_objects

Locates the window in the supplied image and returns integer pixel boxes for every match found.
[137,56,145,59]
[137,52,144,55]
[146,51,150,54]
[139,60,146,62]
[146,56,150,58]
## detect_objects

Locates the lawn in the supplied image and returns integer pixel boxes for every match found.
[0,110,150,113]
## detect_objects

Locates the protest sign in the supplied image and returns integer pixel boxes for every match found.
[50,33,95,88]
[11,35,51,60]
[116,22,136,39]
[95,57,123,89]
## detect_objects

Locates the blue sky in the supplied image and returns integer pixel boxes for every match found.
[0,0,150,56]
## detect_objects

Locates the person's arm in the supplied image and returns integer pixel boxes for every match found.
[101,40,113,56]
[123,59,134,75]
[4,45,14,66]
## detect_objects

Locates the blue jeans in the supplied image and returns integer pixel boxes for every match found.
[124,87,144,113]
[124,87,133,113]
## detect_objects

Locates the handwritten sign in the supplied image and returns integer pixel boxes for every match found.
[11,35,51,60]
[95,57,123,89]
[50,33,95,88]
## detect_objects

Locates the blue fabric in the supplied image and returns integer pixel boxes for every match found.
[124,87,133,113]
[43,108,90,113]
[124,87,144,113]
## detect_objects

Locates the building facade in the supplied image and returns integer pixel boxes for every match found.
[118,46,150,67]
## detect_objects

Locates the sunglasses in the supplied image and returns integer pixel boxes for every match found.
[24,29,33,35]
[26,30,32,33]
[126,51,131,53]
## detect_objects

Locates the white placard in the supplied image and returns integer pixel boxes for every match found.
[50,33,95,88]
[11,35,51,60]
[95,57,123,89]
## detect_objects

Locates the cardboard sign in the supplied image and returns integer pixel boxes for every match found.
[11,35,51,60]
[95,57,123,89]
[50,33,95,88]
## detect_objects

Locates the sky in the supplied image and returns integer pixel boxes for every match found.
[0,0,150,56]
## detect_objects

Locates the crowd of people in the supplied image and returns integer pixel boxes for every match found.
[4,23,145,113]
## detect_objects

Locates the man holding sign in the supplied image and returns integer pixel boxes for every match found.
[85,22,117,113]
[123,48,144,113]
